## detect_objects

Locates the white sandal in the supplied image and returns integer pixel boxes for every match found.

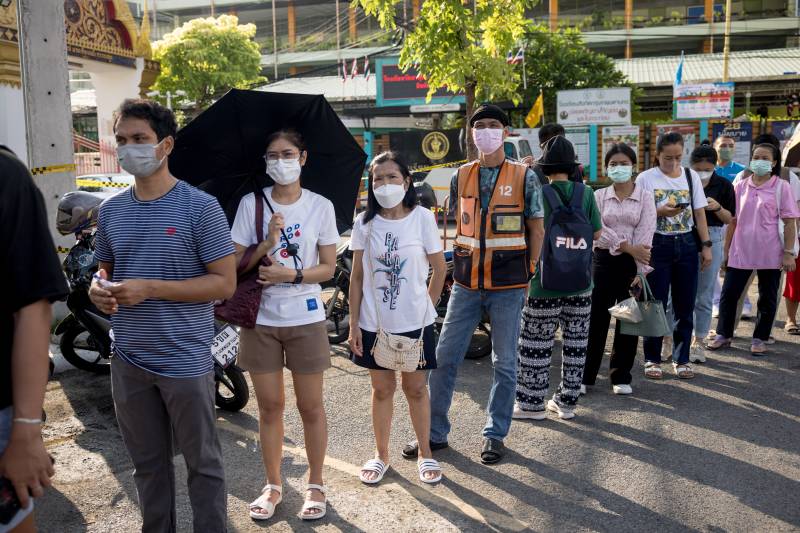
[418,458,443,484]
[359,458,389,485]
[249,484,282,520]
[300,484,327,520]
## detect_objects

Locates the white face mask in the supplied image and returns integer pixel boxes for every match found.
[116,141,165,177]
[267,158,302,185]
[696,170,713,183]
[373,183,406,209]
[472,128,504,154]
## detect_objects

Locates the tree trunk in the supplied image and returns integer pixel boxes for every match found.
[464,80,477,161]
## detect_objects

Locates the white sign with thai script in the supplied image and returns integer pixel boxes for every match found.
[557,88,632,126]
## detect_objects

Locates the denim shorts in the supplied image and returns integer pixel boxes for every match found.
[0,406,35,532]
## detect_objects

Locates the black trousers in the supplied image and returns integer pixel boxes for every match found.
[716,266,782,341]
[583,249,639,386]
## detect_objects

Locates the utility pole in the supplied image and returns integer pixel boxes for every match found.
[335,0,341,60]
[210,0,215,17]
[722,0,732,81]
[16,0,75,246]
[549,0,558,32]
[271,0,278,80]
[624,0,633,59]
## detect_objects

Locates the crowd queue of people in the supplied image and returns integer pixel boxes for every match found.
[2,99,799,532]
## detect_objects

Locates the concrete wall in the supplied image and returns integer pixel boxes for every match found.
[0,84,26,162]
[86,57,146,145]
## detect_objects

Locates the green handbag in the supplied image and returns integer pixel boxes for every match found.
[619,274,672,338]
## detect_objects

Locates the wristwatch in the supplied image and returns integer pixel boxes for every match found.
[702,240,713,248]
[784,249,798,257]
[292,269,304,284]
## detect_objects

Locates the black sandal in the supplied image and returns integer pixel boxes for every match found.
[401,439,449,459]
[480,438,505,465]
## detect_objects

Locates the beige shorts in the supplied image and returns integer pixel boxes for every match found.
[238,320,331,374]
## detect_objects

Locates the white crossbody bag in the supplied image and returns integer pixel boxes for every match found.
[364,219,428,372]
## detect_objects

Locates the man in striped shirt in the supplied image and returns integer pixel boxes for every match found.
[89,99,236,532]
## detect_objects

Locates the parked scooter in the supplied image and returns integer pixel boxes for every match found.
[53,191,249,411]
[321,236,492,359]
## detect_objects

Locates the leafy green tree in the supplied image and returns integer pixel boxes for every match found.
[357,0,535,158]
[522,26,636,123]
[152,15,265,114]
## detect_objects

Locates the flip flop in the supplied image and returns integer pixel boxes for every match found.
[359,458,389,485]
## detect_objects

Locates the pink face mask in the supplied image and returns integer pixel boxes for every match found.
[472,128,504,154]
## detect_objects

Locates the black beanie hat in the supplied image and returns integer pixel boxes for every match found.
[539,135,577,174]
[469,104,509,127]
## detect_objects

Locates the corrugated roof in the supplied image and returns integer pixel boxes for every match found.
[261,46,395,67]
[614,48,800,87]
[259,75,376,102]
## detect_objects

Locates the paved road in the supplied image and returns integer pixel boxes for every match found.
[36,299,800,532]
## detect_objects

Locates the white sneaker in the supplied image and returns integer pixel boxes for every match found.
[512,402,546,420]
[741,306,752,319]
[546,399,575,420]
[612,384,633,395]
[712,306,719,318]
[689,342,707,363]
[579,384,587,395]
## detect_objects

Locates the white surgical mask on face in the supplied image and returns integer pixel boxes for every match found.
[267,158,302,185]
[472,128,504,154]
[607,165,633,183]
[116,141,165,177]
[696,170,713,183]
[373,183,406,209]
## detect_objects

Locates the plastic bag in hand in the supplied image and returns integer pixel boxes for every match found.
[609,296,643,323]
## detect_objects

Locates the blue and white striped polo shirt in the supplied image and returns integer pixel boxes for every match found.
[94,180,234,378]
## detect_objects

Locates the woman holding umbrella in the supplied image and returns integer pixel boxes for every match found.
[230,130,339,521]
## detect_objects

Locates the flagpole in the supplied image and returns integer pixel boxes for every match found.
[522,45,527,90]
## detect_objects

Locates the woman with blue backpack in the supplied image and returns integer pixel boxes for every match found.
[513,136,602,420]
[636,132,713,380]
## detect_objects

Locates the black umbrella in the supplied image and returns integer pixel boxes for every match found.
[169,89,367,232]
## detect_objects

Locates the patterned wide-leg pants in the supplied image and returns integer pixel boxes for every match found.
[516,293,592,411]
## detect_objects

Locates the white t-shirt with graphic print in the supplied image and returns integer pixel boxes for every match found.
[231,187,339,327]
[350,206,443,333]
[636,166,708,235]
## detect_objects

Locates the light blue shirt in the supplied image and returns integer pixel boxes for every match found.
[715,160,746,182]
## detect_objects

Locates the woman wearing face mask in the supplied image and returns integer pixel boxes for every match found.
[688,142,735,363]
[635,132,712,380]
[230,130,338,521]
[347,152,447,485]
[583,144,656,395]
[709,143,799,355]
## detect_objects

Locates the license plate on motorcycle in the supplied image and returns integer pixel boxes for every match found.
[211,325,239,368]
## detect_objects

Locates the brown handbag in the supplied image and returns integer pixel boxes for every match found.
[214,194,271,329]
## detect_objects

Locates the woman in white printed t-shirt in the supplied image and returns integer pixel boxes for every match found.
[348,152,447,485]
[636,132,712,381]
[231,130,338,522]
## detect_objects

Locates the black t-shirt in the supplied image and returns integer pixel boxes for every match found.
[703,173,736,227]
[0,147,69,409]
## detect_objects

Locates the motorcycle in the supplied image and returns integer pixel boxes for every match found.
[321,236,492,359]
[54,191,249,412]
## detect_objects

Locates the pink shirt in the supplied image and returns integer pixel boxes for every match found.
[594,183,657,273]
[728,176,800,270]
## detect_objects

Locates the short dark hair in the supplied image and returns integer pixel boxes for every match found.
[539,123,565,144]
[656,131,684,153]
[364,151,417,223]
[114,99,177,141]
[753,133,780,149]
[604,143,637,167]
[691,144,718,166]
[751,142,782,177]
[265,128,306,153]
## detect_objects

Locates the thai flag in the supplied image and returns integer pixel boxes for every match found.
[507,48,524,65]
[363,56,371,81]
[350,58,359,79]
